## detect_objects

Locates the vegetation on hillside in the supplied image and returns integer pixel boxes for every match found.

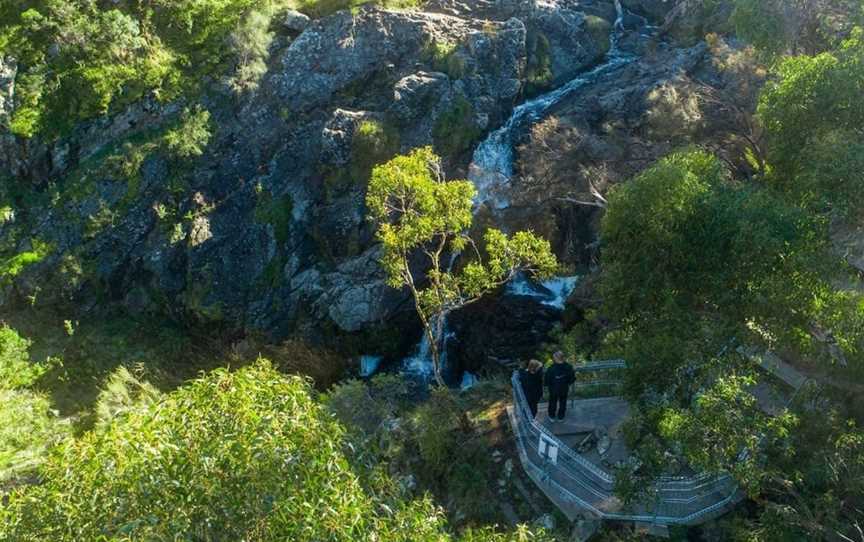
[0,0,424,139]
[562,17,864,541]
[2,0,864,540]
[0,360,552,541]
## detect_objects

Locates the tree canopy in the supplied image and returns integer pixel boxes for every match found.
[0,360,550,541]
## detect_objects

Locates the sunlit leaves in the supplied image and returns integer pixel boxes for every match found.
[658,372,798,496]
[367,147,557,384]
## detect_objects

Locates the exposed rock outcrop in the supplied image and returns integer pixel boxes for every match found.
[1,1,757,367]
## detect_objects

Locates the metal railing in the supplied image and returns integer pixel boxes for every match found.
[509,367,743,525]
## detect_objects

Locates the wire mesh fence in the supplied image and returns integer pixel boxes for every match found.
[509,367,743,525]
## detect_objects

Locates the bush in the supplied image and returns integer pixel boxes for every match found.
[93,366,160,431]
[0,326,68,484]
[0,326,49,390]
[163,106,212,159]
[0,389,69,484]
[432,96,481,158]
[228,8,277,94]
[1,360,549,541]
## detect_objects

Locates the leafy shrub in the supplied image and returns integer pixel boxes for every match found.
[163,106,213,159]
[0,326,50,390]
[0,360,547,541]
[93,366,160,431]
[0,388,70,484]
[0,326,68,483]
[0,361,418,539]
[432,95,482,158]
[424,40,467,79]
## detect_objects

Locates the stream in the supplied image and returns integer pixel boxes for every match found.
[369,1,653,384]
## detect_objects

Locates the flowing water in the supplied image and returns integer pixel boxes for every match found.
[506,273,580,310]
[468,0,643,209]
[388,1,652,385]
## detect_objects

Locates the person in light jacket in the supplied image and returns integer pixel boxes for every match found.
[518,359,544,418]
[544,351,575,422]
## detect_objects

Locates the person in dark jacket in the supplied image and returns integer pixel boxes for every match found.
[518,359,544,418]
[545,351,575,422]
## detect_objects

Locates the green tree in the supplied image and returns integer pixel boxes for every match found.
[600,150,832,396]
[0,360,551,542]
[757,30,864,214]
[366,147,558,386]
[658,372,798,495]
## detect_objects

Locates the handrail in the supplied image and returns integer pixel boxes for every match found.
[509,367,741,525]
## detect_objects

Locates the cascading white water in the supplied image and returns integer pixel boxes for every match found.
[360,355,383,377]
[396,1,652,387]
[468,0,638,209]
[506,273,580,310]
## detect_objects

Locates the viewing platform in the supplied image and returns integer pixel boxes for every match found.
[506,361,744,531]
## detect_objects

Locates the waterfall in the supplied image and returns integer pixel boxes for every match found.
[506,272,579,310]
[360,355,383,377]
[398,2,652,386]
[468,0,644,210]
[401,252,460,382]
[402,316,456,382]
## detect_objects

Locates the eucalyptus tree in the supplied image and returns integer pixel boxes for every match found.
[366,147,558,386]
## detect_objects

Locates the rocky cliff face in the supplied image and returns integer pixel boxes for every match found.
[1,0,751,363]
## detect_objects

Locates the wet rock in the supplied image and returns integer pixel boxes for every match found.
[449,293,561,374]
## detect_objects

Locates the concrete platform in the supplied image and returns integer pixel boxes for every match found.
[534,397,632,468]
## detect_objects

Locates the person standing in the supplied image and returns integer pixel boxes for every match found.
[518,359,544,418]
[544,351,575,422]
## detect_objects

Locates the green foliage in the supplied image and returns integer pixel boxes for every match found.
[433,96,482,158]
[600,149,834,396]
[0,388,69,484]
[352,119,401,181]
[323,119,400,201]
[757,30,864,214]
[368,147,557,383]
[424,40,467,79]
[227,8,276,94]
[658,372,797,495]
[0,326,46,391]
[729,0,788,55]
[326,376,544,533]
[1,360,548,541]
[412,388,466,473]
[1,361,409,540]
[757,403,864,541]
[93,366,160,431]
[0,0,292,139]
[0,326,68,483]
[0,240,51,285]
[163,106,213,159]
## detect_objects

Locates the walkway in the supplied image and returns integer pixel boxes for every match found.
[507,368,743,528]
